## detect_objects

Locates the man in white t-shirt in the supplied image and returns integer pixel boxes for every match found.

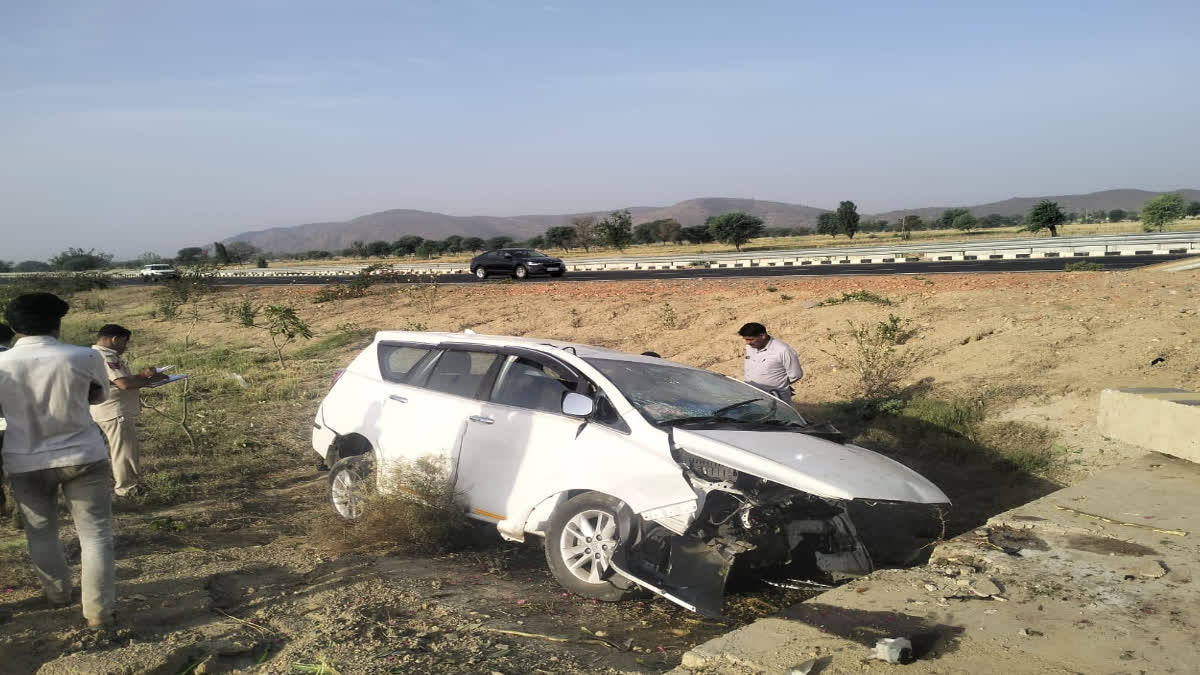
[739,321,804,408]
[0,322,13,523]
[0,293,116,627]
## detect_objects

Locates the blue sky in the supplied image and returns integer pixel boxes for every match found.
[2,0,1198,259]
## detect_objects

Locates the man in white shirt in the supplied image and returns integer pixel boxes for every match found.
[0,293,116,627]
[739,321,804,408]
[0,322,12,523]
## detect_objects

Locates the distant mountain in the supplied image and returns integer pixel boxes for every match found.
[869,188,1200,224]
[224,189,1199,253]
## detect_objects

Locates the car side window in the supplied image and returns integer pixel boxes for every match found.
[491,357,577,413]
[423,350,502,399]
[378,344,434,383]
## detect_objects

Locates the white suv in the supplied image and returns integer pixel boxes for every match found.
[312,332,949,616]
[139,263,179,281]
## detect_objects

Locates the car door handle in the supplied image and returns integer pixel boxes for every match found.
[388,394,408,403]
[469,415,494,425]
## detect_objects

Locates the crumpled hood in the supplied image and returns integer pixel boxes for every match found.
[673,428,949,504]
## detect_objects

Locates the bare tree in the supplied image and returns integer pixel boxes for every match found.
[571,216,596,253]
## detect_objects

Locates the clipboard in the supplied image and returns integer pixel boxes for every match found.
[148,374,189,388]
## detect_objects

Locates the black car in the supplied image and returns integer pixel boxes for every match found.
[470,248,566,280]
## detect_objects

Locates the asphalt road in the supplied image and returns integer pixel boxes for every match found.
[110,253,1190,286]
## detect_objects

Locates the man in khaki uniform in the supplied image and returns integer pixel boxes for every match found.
[91,324,165,496]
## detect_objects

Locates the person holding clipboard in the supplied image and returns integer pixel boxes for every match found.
[90,324,168,497]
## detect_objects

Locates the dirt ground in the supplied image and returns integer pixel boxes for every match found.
[1,265,1196,674]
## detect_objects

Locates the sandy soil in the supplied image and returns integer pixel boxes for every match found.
[1,265,1195,674]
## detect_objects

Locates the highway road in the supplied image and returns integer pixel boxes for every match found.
[113,253,1192,286]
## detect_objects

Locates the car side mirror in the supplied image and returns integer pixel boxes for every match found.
[562,392,595,417]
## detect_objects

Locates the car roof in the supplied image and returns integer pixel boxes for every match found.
[372,331,695,367]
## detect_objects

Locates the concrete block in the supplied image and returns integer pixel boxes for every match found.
[1098,388,1200,462]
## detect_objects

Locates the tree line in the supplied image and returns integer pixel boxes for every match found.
[4,195,1196,273]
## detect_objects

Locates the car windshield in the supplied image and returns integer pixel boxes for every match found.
[584,358,806,427]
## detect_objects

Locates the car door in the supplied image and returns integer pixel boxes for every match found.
[491,251,514,275]
[377,346,504,493]
[372,342,440,467]
[455,353,629,523]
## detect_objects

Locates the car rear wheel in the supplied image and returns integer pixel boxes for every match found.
[328,455,373,520]
[474,266,487,280]
[544,492,634,601]
[514,265,528,280]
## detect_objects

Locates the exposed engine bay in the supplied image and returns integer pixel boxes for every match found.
[610,441,874,617]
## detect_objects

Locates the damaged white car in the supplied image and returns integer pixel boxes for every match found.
[311,332,950,616]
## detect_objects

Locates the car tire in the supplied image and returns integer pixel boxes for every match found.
[544,492,635,601]
[514,265,528,280]
[474,266,487,280]
[328,455,373,521]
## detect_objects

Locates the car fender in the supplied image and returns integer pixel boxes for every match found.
[498,443,698,542]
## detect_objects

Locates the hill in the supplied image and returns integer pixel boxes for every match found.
[869,188,1200,224]
[224,189,1199,253]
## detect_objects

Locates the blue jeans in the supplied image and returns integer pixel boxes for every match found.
[8,459,115,624]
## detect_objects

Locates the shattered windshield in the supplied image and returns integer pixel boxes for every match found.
[584,358,806,427]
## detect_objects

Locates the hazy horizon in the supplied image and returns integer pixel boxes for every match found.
[3,1,1199,260]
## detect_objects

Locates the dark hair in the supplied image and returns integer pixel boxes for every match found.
[738,322,767,337]
[640,351,661,358]
[0,323,14,344]
[4,293,70,336]
[97,324,132,339]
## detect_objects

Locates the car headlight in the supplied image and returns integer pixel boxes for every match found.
[526,261,543,266]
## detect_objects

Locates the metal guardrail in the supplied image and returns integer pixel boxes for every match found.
[6,231,1198,280]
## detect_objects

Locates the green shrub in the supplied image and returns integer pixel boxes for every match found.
[818,289,892,306]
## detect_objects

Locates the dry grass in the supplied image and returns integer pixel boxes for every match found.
[24,264,1194,537]
[312,457,473,555]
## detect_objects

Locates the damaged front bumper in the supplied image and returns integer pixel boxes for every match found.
[611,449,877,617]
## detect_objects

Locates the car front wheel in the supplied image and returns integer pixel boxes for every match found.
[513,265,528,280]
[328,455,373,520]
[544,492,635,601]
[474,266,487,280]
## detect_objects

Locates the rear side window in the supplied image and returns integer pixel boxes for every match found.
[423,350,502,398]
[378,344,433,382]
[491,357,578,413]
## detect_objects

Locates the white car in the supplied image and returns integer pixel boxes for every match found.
[139,263,179,281]
[311,332,949,616]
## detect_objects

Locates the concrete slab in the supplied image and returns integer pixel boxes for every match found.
[672,453,1199,674]
[1098,388,1200,463]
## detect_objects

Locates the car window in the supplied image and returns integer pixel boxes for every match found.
[423,350,502,398]
[378,344,433,382]
[491,357,577,413]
